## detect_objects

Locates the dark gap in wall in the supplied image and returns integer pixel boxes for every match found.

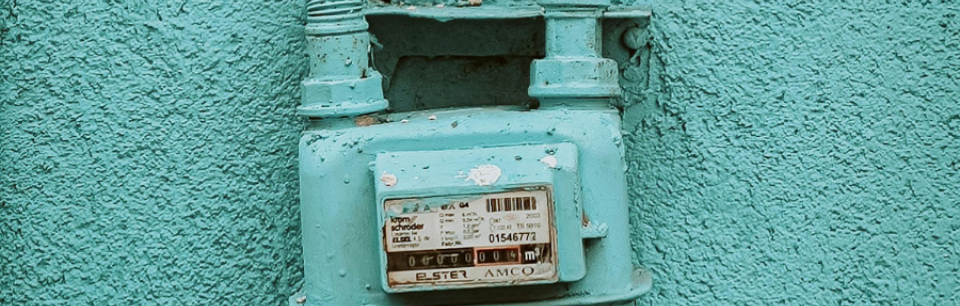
[386,55,536,111]
[368,16,545,112]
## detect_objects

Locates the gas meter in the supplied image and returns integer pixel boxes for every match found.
[291,0,652,304]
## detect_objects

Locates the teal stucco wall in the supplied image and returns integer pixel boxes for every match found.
[623,1,959,304]
[2,0,958,305]
[1,1,305,304]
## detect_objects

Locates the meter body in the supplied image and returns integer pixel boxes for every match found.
[296,107,646,306]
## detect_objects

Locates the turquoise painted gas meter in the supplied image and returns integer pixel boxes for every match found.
[292,0,651,305]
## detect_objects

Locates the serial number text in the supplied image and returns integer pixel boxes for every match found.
[489,232,536,243]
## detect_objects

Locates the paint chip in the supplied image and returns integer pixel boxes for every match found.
[380,172,398,187]
[465,164,501,186]
[540,155,558,168]
[386,203,403,216]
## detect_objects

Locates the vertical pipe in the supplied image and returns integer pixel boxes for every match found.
[304,0,368,80]
[528,1,620,108]
[298,0,388,118]
[544,10,602,58]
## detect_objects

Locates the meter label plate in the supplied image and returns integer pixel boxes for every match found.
[383,188,557,289]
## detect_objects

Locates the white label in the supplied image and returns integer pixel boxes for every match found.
[382,188,557,289]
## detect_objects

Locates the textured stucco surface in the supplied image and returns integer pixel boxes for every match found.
[622,0,960,304]
[1,0,305,304]
[2,0,959,306]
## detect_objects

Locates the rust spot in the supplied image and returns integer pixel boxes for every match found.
[355,115,377,126]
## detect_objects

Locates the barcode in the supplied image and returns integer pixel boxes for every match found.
[486,197,536,212]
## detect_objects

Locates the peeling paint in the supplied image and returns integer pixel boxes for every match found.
[380,172,398,187]
[539,155,558,168]
[464,164,502,186]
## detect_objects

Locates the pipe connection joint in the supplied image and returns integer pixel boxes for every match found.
[298,72,388,118]
[529,0,621,103]
[529,58,621,99]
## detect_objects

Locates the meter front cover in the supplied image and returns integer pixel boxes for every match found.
[374,143,585,292]
[383,187,558,290]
